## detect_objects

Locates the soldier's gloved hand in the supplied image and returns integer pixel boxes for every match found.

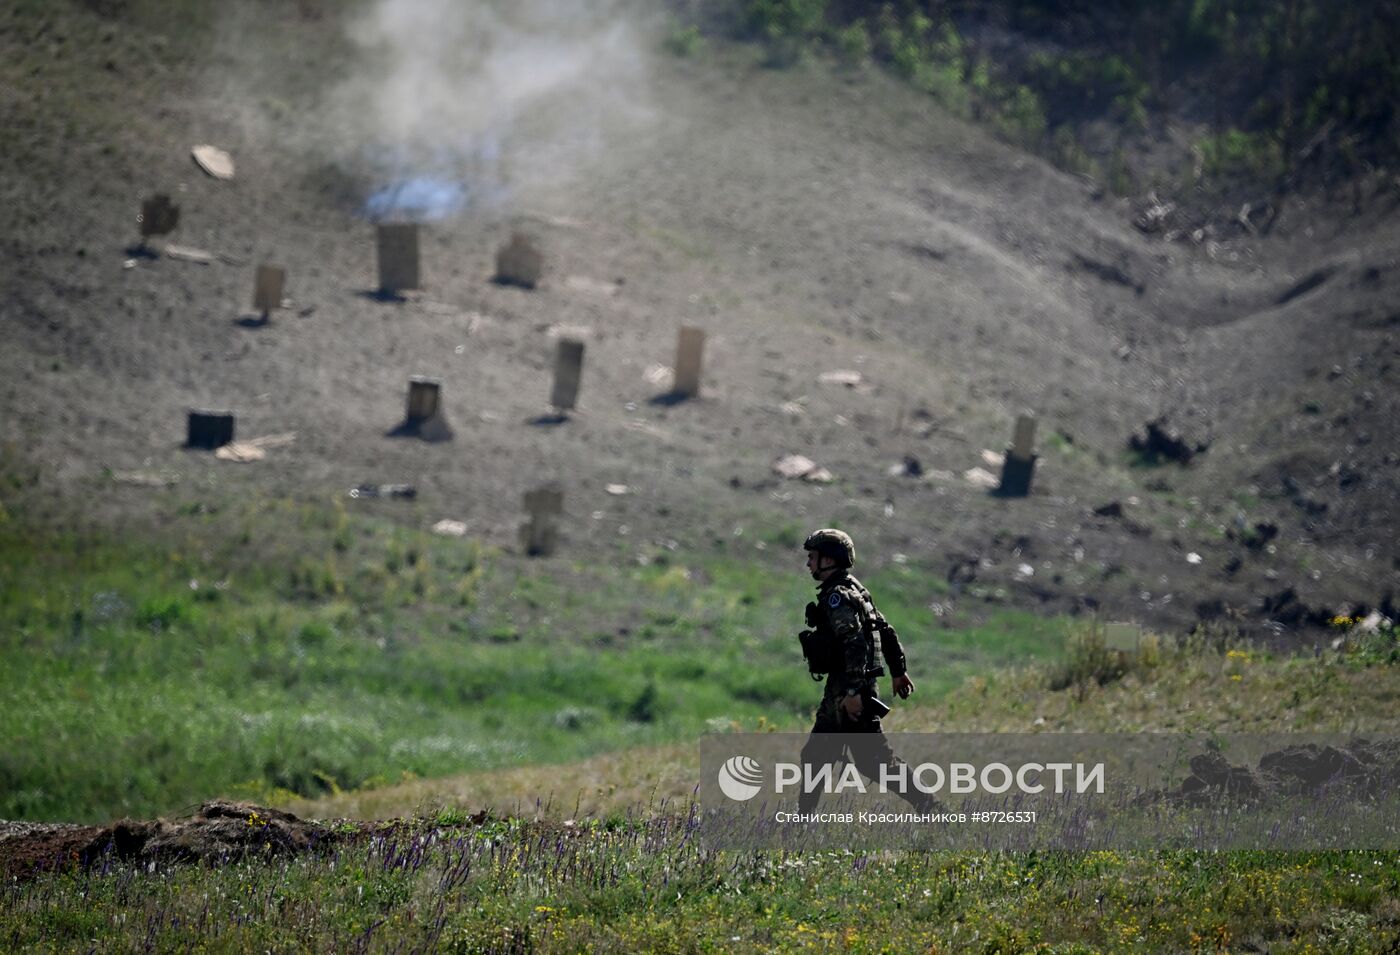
[840,693,864,720]
[892,674,915,699]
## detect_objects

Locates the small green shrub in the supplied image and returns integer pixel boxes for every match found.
[744,0,827,65]
[835,18,871,67]
[1029,52,1148,128]
[135,595,194,632]
[626,681,660,723]
[1336,622,1400,668]
[1198,128,1285,182]
[994,84,1046,147]
[298,620,334,647]
[1047,622,1160,699]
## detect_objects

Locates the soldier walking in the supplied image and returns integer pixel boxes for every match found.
[797,529,934,813]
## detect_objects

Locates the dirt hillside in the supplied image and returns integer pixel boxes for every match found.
[2,1,1396,641]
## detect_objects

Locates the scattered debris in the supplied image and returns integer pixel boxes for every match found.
[214,432,296,463]
[1236,200,1274,235]
[122,258,138,270]
[818,369,864,387]
[215,443,264,462]
[1186,552,1203,564]
[773,454,817,479]
[431,519,469,537]
[1359,611,1393,633]
[191,144,235,180]
[1016,563,1035,579]
[963,467,999,489]
[779,401,806,417]
[773,454,835,483]
[1128,416,1209,465]
[605,484,629,496]
[1132,193,1176,234]
[164,244,215,265]
[349,484,417,500]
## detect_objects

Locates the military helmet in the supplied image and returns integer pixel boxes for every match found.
[804,528,855,568]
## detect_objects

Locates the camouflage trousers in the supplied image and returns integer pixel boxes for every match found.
[797,693,937,814]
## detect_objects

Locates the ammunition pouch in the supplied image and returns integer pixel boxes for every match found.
[798,629,838,679]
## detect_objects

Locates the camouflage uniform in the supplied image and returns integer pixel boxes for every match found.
[798,564,933,813]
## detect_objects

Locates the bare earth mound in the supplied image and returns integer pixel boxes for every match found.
[0,801,342,881]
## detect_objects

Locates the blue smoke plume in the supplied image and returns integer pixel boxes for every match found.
[363,176,468,222]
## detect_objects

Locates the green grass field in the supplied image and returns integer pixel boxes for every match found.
[0,486,1070,823]
[4,832,1398,953]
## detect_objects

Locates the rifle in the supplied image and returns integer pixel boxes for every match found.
[862,692,892,719]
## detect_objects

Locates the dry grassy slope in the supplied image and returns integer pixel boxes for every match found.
[1,4,1395,638]
[287,644,1400,822]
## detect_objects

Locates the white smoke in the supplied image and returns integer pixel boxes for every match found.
[327,0,655,218]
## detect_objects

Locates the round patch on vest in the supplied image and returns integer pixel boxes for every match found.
[828,593,841,608]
